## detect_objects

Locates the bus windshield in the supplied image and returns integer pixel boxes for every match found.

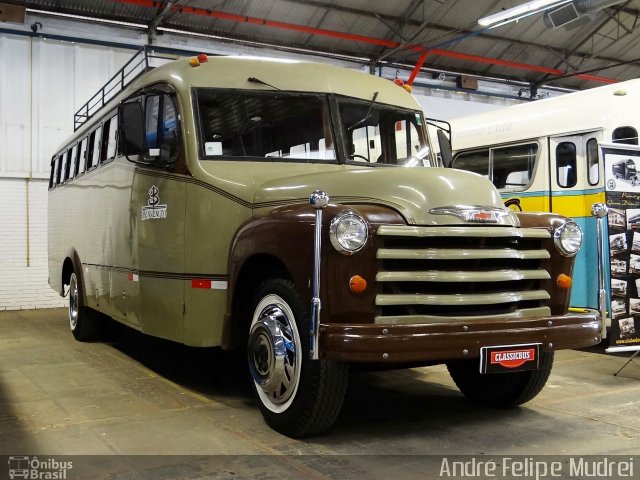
[338,99,431,167]
[195,89,336,161]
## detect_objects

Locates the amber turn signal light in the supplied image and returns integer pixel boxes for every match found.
[349,275,367,293]
[557,274,572,289]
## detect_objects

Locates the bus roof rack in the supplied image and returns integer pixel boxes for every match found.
[73,46,178,131]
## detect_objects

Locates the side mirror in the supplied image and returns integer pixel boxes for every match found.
[119,102,146,157]
[438,130,453,168]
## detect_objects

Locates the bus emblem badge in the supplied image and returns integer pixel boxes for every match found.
[141,185,167,220]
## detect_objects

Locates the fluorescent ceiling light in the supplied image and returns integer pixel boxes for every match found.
[478,0,570,27]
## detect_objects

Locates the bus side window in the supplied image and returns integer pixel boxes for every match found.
[587,138,599,186]
[61,151,68,183]
[88,126,102,170]
[613,126,638,145]
[67,144,78,182]
[55,154,64,185]
[49,158,56,190]
[63,149,72,183]
[103,115,119,163]
[452,149,490,178]
[144,94,178,163]
[76,137,88,176]
[556,142,577,188]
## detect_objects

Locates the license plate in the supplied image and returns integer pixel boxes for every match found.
[480,343,541,374]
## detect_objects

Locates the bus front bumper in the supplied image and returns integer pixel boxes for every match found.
[320,312,601,363]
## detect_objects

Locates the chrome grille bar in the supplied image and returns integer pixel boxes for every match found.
[376,269,550,283]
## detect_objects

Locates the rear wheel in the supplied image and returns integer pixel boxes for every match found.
[247,279,348,437]
[447,351,554,407]
[68,271,101,341]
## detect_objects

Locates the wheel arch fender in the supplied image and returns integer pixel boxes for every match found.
[222,204,316,350]
[61,248,86,305]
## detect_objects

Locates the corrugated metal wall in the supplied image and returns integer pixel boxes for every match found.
[0,33,132,310]
[0,34,132,179]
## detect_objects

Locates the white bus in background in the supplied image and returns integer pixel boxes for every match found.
[448,79,640,318]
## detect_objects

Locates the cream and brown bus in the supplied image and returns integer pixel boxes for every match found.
[49,48,600,437]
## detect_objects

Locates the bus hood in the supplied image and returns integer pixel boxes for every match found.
[253,167,513,226]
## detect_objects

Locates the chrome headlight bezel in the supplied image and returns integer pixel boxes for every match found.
[329,211,368,255]
[554,221,583,257]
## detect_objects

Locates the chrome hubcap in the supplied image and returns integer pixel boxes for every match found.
[249,297,300,410]
[69,273,79,331]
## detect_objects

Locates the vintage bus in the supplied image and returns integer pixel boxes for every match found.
[48,48,600,437]
[449,80,640,321]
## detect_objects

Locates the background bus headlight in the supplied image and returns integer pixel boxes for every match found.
[329,212,368,254]
[554,221,582,257]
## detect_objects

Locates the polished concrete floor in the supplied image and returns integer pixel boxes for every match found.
[0,308,639,477]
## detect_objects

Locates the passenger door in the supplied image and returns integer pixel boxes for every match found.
[125,90,186,342]
[549,132,603,310]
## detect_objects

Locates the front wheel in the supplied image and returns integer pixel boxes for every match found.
[247,279,348,437]
[447,351,554,407]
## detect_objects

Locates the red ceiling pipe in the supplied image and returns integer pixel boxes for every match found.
[116,0,617,84]
[408,51,429,86]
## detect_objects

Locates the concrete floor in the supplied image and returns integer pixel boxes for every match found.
[0,308,639,478]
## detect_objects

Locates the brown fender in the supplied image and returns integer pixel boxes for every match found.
[222,202,405,349]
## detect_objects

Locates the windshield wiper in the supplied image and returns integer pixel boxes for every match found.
[346,91,379,131]
[247,77,281,90]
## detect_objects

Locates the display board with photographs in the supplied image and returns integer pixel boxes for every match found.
[603,145,640,352]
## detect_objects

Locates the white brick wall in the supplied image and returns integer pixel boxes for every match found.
[0,178,66,310]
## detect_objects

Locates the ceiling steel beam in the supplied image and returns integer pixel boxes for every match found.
[112,0,619,84]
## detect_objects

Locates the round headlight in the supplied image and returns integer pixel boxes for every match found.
[329,212,368,255]
[554,221,582,257]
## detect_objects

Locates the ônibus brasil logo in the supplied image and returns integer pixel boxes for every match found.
[8,456,73,479]
[141,185,167,221]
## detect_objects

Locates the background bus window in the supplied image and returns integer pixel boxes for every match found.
[587,137,599,185]
[103,115,118,163]
[612,126,638,145]
[452,149,490,178]
[394,120,422,162]
[88,126,102,170]
[76,137,88,176]
[556,142,577,188]
[352,125,381,163]
[492,143,537,189]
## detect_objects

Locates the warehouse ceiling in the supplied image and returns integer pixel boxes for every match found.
[3,0,640,91]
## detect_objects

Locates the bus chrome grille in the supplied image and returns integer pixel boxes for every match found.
[375,225,552,324]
